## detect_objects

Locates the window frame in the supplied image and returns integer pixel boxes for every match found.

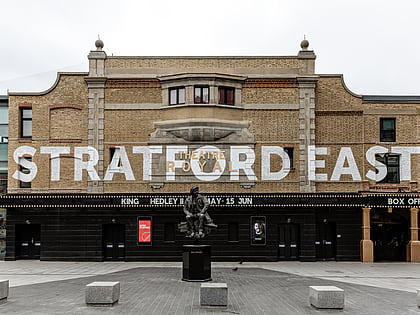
[169,87,186,105]
[376,153,400,184]
[218,86,235,105]
[284,147,294,169]
[19,157,32,189]
[194,86,210,104]
[380,118,396,142]
[20,108,33,139]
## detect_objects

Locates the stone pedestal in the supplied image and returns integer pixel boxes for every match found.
[182,245,211,282]
[86,281,120,306]
[360,240,374,263]
[407,241,420,262]
[309,286,344,309]
[200,283,228,306]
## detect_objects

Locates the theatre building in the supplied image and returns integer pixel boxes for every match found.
[2,39,419,262]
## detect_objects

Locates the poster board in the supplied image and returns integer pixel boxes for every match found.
[137,216,152,246]
[251,216,266,246]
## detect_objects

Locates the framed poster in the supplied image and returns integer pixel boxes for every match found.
[137,216,152,246]
[251,216,266,246]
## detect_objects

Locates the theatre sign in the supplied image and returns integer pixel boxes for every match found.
[11,144,420,183]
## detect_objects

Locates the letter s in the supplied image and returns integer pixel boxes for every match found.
[12,146,38,183]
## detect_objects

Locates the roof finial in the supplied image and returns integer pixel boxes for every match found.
[95,35,104,51]
[300,36,309,51]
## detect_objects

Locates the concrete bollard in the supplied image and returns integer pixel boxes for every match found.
[200,283,228,307]
[85,281,120,306]
[309,286,344,309]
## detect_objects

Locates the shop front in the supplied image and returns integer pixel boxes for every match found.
[0,192,363,262]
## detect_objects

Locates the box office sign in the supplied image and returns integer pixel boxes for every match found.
[11,145,420,183]
[137,217,152,246]
[251,216,266,246]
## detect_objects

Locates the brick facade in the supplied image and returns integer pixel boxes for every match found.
[3,41,419,262]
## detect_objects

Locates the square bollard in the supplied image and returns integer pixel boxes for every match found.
[0,280,9,302]
[86,281,120,306]
[309,286,344,309]
[200,283,228,307]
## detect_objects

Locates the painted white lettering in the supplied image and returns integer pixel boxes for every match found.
[133,146,162,181]
[365,146,388,181]
[74,146,100,181]
[391,146,420,181]
[40,146,70,181]
[261,146,290,180]
[166,146,187,180]
[230,146,257,181]
[308,146,328,181]
[331,147,361,181]
[104,146,135,181]
[12,146,38,183]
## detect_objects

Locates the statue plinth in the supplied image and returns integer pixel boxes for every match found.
[182,244,212,282]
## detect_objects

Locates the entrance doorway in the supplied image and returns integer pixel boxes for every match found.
[15,224,41,259]
[315,222,336,260]
[102,224,125,261]
[278,224,299,260]
[371,213,408,261]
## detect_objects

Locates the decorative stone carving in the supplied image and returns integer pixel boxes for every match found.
[149,119,254,144]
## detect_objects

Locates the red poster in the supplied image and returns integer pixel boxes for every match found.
[138,220,151,243]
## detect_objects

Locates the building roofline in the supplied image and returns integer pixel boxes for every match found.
[8,72,87,96]
[362,95,420,103]
[107,55,299,60]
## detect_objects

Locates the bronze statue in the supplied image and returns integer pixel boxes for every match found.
[179,186,217,238]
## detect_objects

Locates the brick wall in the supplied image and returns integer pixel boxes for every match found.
[7,62,420,194]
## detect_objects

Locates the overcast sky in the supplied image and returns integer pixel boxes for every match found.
[1,0,419,96]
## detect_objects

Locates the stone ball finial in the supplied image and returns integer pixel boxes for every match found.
[300,38,309,51]
[95,37,104,50]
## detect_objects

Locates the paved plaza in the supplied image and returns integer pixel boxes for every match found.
[0,261,419,314]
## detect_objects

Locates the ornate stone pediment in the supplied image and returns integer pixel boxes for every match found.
[149,118,254,144]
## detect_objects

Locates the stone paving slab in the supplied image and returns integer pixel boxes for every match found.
[0,267,418,315]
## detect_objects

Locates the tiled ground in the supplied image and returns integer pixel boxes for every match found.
[0,267,418,314]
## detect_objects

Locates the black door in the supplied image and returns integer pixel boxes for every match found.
[15,224,41,259]
[278,224,299,260]
[371,213,408,261]
[103,224,125,261]
[315,222,336,261]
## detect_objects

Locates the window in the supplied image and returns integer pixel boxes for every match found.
[376,153,400,184]
[284,147,294,169]
[0,172,6,194]
[169,87,185,105]
[0,107,7,143]
[0,144,7,171]
[194,86,209,104]
[19,158,32,189]
[380,118,395,142]
[20,108,32,138]
[218,87,234,105]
